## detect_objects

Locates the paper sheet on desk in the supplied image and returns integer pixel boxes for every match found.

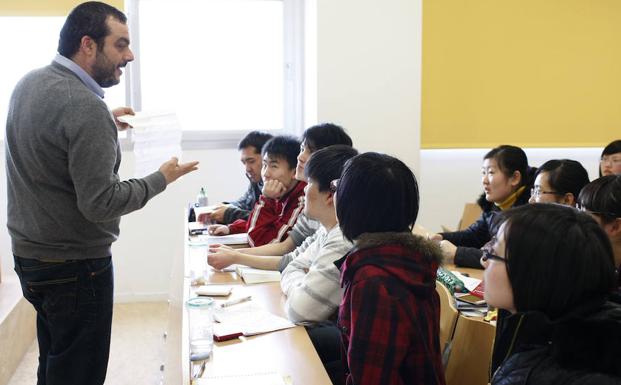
[451,271,483,292]
[122,111,182,178]
[190,233,249,246]
[214,302,295,337]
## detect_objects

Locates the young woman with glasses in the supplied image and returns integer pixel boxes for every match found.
[528,159,590,206]
[484,204,621,384]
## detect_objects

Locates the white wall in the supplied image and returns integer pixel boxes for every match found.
[418,148,603,234]
[315,0,422,175]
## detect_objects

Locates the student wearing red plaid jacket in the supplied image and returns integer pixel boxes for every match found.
[209,135,306,247]
[333,152,446,385]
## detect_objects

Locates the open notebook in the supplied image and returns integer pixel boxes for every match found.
[213,303,295,341]
[189,233,249,246]
[235,266,281,284]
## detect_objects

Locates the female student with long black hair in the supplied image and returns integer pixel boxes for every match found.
[432,145,535,268]
[485,204,621,384]
[334,152,445,385]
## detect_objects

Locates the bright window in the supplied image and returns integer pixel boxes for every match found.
[134,0,300,140]
[0,17,127,139]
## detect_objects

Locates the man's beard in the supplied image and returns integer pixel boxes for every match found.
[92,50,123,88]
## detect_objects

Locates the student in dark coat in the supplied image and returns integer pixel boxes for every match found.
[431,145,535,269]
[484,204,621,385]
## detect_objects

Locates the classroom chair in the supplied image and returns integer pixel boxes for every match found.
[436,282,459,357]
[444,315,496,385]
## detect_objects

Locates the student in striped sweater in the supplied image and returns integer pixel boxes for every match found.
[279,145,358,322]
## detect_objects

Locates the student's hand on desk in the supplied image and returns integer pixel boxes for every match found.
[206,205,227,223]
[439,240,456,264]
[207,245,238,269]
[427,233,443,242]
[262,180,287,199]
[112,106,134,131]
[159,157,199,184]
[208,224,230,236]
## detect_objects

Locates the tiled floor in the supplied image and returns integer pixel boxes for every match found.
[8,302,168,385]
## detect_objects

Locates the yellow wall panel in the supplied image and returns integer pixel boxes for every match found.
[422,0,621,148]
[0,0,124,16]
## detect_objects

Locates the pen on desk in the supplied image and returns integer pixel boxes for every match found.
[221,295,252,308]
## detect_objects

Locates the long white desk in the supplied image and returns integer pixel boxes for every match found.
[163,221,332,384]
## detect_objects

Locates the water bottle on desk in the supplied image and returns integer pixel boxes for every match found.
[196,187,208,207]
[187,297,215,361]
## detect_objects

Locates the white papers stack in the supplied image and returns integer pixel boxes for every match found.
[122,111,183,178]
[189,233,249,246]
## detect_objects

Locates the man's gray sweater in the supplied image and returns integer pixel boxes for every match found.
[5,61,167,261]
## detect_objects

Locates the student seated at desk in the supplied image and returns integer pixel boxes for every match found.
[334,153,445,385]
[578,175,621,302]
[528,159,589,206]
[279,146,358,322]
[599,140,621,177]
[208,135,305,247]
[485,204,621,385]
[209,123,353,261]
[431,145,535,269]
[204,131,273,224]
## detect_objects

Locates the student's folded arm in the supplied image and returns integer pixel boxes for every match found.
[347,280,409,385]
[440,214,490,248]
[227,218,247,234]
[283,263,341,323]
[235,253,282,271]
[68,104,166,222]
[280,256,311,297]
[237,237,295,257]
[223,206,250,224]
[247,195,304,246]
[453,247,484,269]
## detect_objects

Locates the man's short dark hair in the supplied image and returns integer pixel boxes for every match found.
[535,159,590,202]
[261,135,300,170]
[600,140,621,177]
[579,175,621,224]
[238,131,274,154]
[305,145,359,192]
[500,204,616,319]
[58,1,127,58]
[302,123,352,152]
[336,152,419,241]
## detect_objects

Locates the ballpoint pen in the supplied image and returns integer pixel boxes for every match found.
[220,295,252,308]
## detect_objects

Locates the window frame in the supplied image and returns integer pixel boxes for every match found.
[122,0,305,151]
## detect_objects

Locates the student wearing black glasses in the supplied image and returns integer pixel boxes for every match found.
[528,159,589,207]
[485,204,621,384]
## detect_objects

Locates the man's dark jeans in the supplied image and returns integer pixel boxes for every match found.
[14,255,114,385]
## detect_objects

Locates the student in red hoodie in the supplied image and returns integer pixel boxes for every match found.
[209,136,306,247]
[334,152,445,385]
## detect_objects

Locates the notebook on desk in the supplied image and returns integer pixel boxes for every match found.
[189,233,249,246]
[213,303,295,341]
[235,266,281,284]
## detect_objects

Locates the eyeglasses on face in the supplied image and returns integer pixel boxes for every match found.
[329,179,339,193]
[530,187,563,198]
[600,156,621,166]
[482,251,506,263]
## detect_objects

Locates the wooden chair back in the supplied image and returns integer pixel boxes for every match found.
[444,315,496,385]
[436,282,459,353]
